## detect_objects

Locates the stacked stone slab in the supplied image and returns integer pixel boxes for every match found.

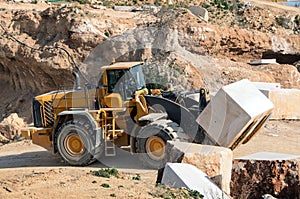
[252,82,281,91]
[188,6,209,22]
[162,163,230,199]
[197,79,274,149]
[231,152,300,199]
[162,141,233,195]
[249,59,278,65]
[265,89,300,120]
[247,82,299,120]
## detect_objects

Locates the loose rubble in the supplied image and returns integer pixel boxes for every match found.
[0,113,26,141]
[162,163,230,199]
[231,152,300,199]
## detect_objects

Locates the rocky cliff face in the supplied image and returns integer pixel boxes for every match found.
[174,10,300,62]
[0,5,133,121]
[0,2,299,122]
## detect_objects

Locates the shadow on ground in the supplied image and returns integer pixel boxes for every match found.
[0,146,149,170]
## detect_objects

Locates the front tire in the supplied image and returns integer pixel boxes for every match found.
[136,131,171,169]
[56,120,95,166]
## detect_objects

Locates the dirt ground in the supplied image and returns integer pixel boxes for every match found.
[0,120,299,198]
[233,120,300,157]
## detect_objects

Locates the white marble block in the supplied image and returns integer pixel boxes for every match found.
[197,79,274,149]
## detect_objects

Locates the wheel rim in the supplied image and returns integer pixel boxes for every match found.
[145,136,165,161]
[64,132,85,156]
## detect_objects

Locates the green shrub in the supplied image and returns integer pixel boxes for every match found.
[102,1,112,7]
[101,183,110,188]
[77,0,89,4]
[237,3,244,9]
[294,15,300,26]
[104,31,110,37]
[202,2,210,9]
[188,189,204,198]
[223,1,229,9]
[90,168,119,178]
[150,184,204,199]
[154,0,161,6]
[181,9,188,15]
[275,16,289,28]
[132,174,141,180]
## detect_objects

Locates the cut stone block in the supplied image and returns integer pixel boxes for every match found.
[142,5,161,12]
[163,141,233,195]
[265,89,300,120]
[189,6,209,22]
[162,163,230,199]
[231,152,300,199]
[113,6,142,12]
[91,5,107,10]
[250,59,278,65]
[252,82,281,91]
[197,79,274,150]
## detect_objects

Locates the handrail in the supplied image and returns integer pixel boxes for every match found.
[84,86,89,110]
[63,88,67,111]
[99,109,107,139]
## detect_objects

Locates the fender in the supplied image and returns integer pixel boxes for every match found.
[56,110,98,129]
[136,119,177,139]
[53,110,101,153]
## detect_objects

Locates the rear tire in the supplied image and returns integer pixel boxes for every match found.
[56,120,96,166]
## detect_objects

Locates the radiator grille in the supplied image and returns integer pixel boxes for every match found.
[43,101,54,126]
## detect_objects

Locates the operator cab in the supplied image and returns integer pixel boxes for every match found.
[99,62,148,107]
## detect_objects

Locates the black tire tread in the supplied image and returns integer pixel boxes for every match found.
[55,119,96,166]
[135,119,179,169]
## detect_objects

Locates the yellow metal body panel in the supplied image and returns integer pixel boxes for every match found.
[21,127,53,151]
[34,89,101,127]
[52,89,99,114]
[21,127,33,139]
[101,62,143,70]
[133,94,149,120]
[135,87,149,96]
[104,93,123,108]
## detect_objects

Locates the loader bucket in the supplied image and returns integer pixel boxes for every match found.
[196,79,274,150]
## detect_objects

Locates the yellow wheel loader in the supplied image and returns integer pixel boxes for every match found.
[21,61,273,168]
[21,62,186,168]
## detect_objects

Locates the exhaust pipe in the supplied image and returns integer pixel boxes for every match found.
[72,71,81,90]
